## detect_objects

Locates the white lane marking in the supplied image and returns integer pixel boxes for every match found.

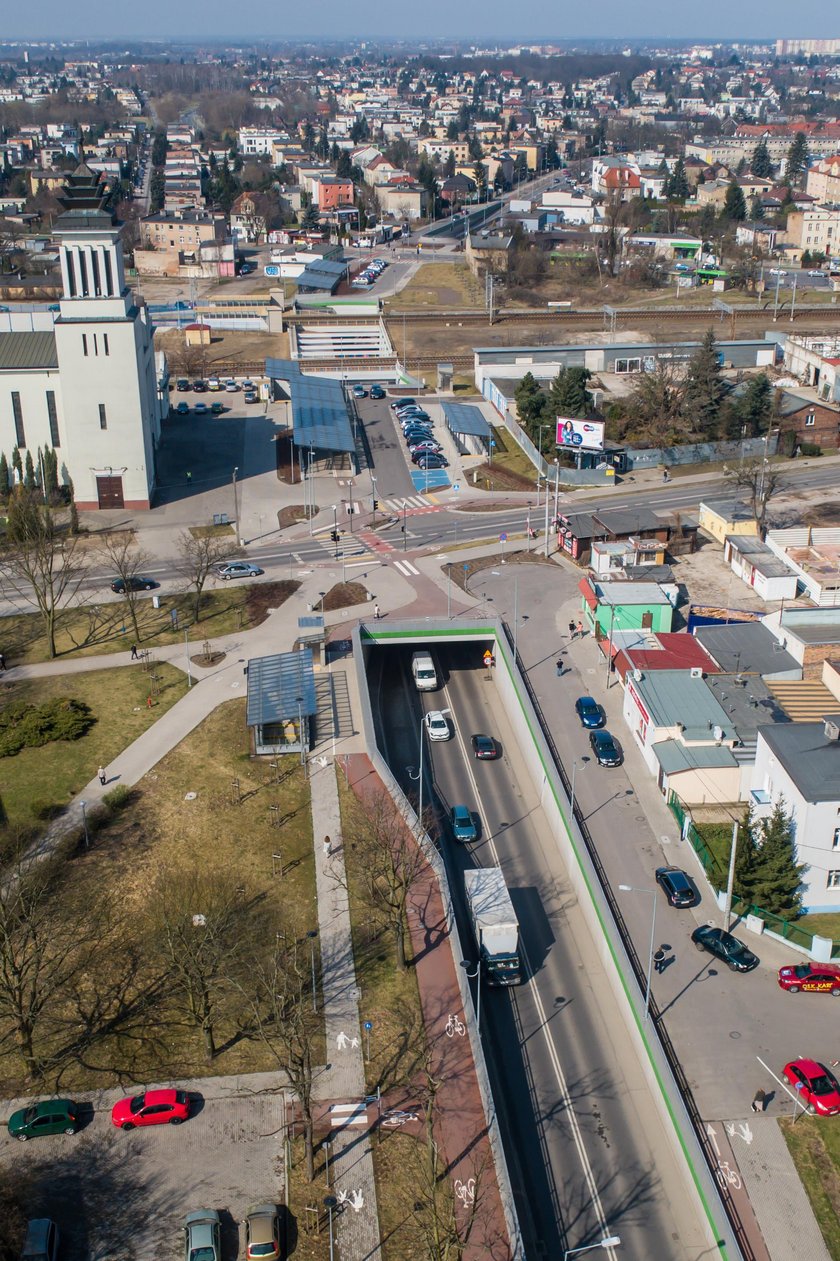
[393,559,420,577]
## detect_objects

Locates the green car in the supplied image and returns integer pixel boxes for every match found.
[8,1098,78,1141]
[210,402,225,415]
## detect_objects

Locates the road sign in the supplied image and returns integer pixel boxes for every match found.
[452,483,460,492]
[483,650,493,661]
[364,1020,373,1030]
[499,532,507,542]
[264,264,280,277]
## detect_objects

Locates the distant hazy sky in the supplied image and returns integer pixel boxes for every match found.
[3,0,839,44]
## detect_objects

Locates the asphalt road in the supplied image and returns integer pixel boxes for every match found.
[370,642,710,1260]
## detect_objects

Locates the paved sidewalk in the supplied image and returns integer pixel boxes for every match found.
[734,1117,829,1261]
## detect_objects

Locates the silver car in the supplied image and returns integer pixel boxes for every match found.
[184,1210,220,1261]
[217,562,264,580]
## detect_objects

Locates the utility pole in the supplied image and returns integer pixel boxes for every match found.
[232,466,240,546]
[725,820,739,931]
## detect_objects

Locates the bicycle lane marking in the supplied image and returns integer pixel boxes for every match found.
[705,1120,772,1261]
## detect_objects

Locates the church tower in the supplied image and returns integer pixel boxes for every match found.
[53,165,162,509]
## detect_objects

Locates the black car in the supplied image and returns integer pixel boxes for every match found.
[575,696,606,729]
[111,576,158,593]
[391,398,417,412]
[589,729,622,766]
[417,455,449,469]
[370,384,386,399]
[655,866,696,908]
[192,379,207,392]
[471,734,498,760]
[691,924,759,972]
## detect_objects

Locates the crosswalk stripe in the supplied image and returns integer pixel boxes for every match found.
[330,1102,367,1126]
[394,559,420,577]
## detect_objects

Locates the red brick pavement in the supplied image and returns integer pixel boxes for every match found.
[341,752,514,1261]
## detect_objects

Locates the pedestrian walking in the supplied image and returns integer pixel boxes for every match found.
[323,834,332,858]
[568,620,576,640]
[186,470,192,484]
[576,619,584,639]
[374,603,381,620]
[556,657,564,677]
[751,1089,766,1114]
[130,643,139,660]
[662,469,670,483]
[653,948,666,975]
[98,766,107,786]
[0,651,5,671]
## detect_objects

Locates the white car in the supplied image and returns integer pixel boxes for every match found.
[425,711,450,741]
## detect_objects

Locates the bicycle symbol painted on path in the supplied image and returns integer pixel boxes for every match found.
[445,1013,466,1038]
[715,1160,742,1191]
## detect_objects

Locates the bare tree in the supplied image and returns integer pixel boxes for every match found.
[176,529,232,623]
[152,866,258,1063]
[623,360,689,446]
[95,531,155,643]
[601,192,624,278]
[0,490,88,659]
[238,935,320,1181]
[724,457,786,527]
[347,787,427,972]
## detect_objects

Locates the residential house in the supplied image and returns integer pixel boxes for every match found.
[776,389,840,450]
[579,576,676,643]
[806,155,840,204]
[314,175,354,213]
[376,180,428,221]
[698,500,760,545]
[230,191,279,243]
[558,506,669,565]
[465,232,514,278]
[763,608,840,669]
[135,210,233,278]
[783,334,840,404]
[784,206,840,260]
[613,631,720,683]
[723,535,800,603]
[693,621,802,681]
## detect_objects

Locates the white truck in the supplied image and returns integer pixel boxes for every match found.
[464,867,521,987]
[411,652,437,691]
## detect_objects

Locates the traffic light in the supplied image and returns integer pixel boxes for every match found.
[331,529,340,543]
[372,498,379,511]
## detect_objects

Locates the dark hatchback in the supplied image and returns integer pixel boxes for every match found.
[575,695,606,729]
[471,734,498,760]
[8,1098,78,1141]
[589,729,623,766]
[111,576,158,593]
[691,924,759,972]
[655,866,696,908]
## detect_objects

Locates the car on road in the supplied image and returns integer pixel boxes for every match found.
[111,1087,190,1130]
[8,1098,78,1141]
[175,401,190,415]
[193,402,209,415]
[370,384,386,399]
[782,1058,840,1115]
[111,576,158,593]
[184,1209,221,1261]
[244,1204,281,1260]
[471,733,498,760]
[589,729,623,766]
[655,866,696,908]
[210,402,225,415]
[808,269,825,277]
[451,804,477,842]
[425,710,450,741]
[217,562,265,580]
[575,695,605,729]
[778,962,840,995]
[691,924,759,972]
[21,1219,59,1261]
[352,384,367,398]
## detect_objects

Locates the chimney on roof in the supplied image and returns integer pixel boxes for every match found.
[824,716,840,742]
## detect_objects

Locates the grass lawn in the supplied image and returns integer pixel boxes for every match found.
[2,580,300,666]
[780,1116,840,1260]
[0,664,188,835]
[388,262,483,310]
[469,426,541,492]
[0,699,315,1094]
[797,912,840,944]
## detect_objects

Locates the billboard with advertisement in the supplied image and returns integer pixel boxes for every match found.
[556,417,605,452]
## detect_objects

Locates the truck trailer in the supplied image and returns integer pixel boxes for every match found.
[464,867,521,986]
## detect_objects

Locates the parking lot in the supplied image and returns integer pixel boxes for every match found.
[1,1077,285,1260]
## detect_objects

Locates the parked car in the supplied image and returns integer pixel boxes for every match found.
[424,710,450,741]
[193,402,208,415]
[778,962,840,995]
[244,390,259,403]
[691,924,759,972]
[175,401,190,415]
[191,380,206,392]
[8,1098,78,1141]
[176,378,190,392]
[574,695,605,729]
[370,384,386,399]
[391,398,417,412]
[210,402,225,415]
[244,1205,281,1261]
[21,1220,59,1261]
[352,384,368,398]
[111,576,158,593]
[415,454,449,469]
[225,380,239,392]
[207,377,222,391]
[111,1088,190,1130]
[184,1210,221,1261]
[783,1058,840,1115]
[654,866,696,908]
[451,804,477,843]
[471,733,498,760]
[217,562,264,580]
[589,729,623,767]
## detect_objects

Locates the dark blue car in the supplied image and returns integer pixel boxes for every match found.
[575,696,606,729]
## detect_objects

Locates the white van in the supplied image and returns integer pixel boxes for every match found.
[412,652,437,691]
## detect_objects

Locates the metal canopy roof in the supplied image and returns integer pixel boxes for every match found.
[246,651,317,727]
[265,358,355,453]
[441,401,492,438]
[0,331,58,370]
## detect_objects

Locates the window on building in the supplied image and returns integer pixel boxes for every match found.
[11,391,25,447]
[98,404,107,430]
[103,333,109,356]
[828,871,840,888]
[806,412,816,426]
[46,390,59,446]
[82,333,88,356]
[103,250,113,295]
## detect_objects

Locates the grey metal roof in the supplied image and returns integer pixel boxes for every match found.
[652,739,738,775]
[441,401,491,438]
[246,651,317,727]
[759,721,840,802]
[779,611,840,646]
[596,507,663,535]
[265,358,355,453]
[724,535,793,578]
[631,669,734,741]
[0,330,57,370]
[694,622,801,677]
[704,673,791,743]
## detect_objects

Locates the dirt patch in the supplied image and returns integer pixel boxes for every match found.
[316,581,370,611]
[278,504,318,528]
[470,462,535,492]
[804,501,840,527]
[155,326,288,371]
[244,580,300,625]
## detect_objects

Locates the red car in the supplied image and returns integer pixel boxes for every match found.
[782,1059,840,1116]
[111,1088,190,1130]
[778,962,840,996]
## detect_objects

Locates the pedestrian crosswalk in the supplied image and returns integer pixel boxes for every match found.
[380,495,440,514]
[393,558,420,577]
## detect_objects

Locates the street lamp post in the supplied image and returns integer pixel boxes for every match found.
[331,504,338,557]
[403,500,408,551]
[619,883,657,1022]
[80,799,89,849]
[569,756,588,822]
[372,475,378,525]
[447,563,453,619]
[417,708,450,836]
[324,1196,338,1261]
[563,1237,621,1260]
[232,466,241,547]
[307,929,318,1012]
[297,696,305,770]
[460,959,481,1035]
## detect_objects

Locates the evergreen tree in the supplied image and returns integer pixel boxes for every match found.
[722,179,747,221]
[733,807,761,903]
[443,150,456,178]
[669,156,689,200]
[0,451,8,496]
[549,367,593,418]
[749,193,765,221]
[300,200,320,231]
[683,329,726,437]
[786,132,810,186]
[11,445,22,483]
[24,450,35,489]
[656,156,670,198]
[472,161,487,200]
[725,373,773,439]
[67,476,79,535]
[750,800,804,918]
[751,139,773,179]
[336,150,352,179]
[514,372,546,426]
